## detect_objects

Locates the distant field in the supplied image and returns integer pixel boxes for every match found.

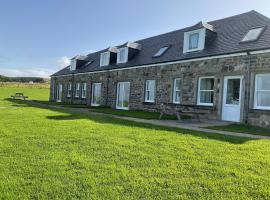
[0,81,50,89]
[0,85,270,199]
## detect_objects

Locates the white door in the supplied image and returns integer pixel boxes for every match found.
[56,84,62,102]
[222,76,243,122]
[116,82,130,110]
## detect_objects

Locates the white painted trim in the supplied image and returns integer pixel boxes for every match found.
[67,82,72,97]
[144,80,156,103]
[81,83,87,99]
[183,28,206,53]
[253,73,270,110]
[52,52,249,78]
[91,83,102,106]
[117,47,128,64]
[75,83,80,98]
[197,76,215,106]
[116,82,130,110]
[173,78,181,104]
[100,51,110,67]
[249,49,270,55]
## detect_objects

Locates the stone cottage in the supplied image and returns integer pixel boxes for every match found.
[50,11,270,128]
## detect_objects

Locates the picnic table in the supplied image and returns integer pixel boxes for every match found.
[10,93,28,100]
[159,103,214,122]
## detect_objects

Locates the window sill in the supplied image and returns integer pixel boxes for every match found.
[143,102,156,105]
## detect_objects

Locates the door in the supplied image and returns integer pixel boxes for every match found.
[222,76,243,122]
[56,84,62,102]
[116,82,130,110]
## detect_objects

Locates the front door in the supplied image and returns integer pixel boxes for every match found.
[222,76,243,122]
[116,82,130,110]
[56,84,62,102]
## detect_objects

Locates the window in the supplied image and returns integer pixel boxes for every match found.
[173,78,182,104]
[70,59,76,71]
[75,83,80,98]
[254,74,270,110]
[153,46,170,57]
[100,52,110,67]
[183,28,206,53]
[145,80,156,103]
[91,83,102,106]
[197,77,214,106]
[116,82,130,110]
[117,47,128,64]
[81,83,87,98]
[67,83,72,97]
[242,27,264,42]
[189,33,199,49]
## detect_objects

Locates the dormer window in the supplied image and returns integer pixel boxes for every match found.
[241,27,265,42]
[117,47,128,64]
[183,28,206,53]
[100,52,110,67]
[70,59,76,71]
[189,33,199,49]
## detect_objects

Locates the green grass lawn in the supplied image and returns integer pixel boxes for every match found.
[207,124,270,136]
[1,86,270,199]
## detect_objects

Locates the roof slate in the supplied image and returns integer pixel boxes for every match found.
[52,10,270,76]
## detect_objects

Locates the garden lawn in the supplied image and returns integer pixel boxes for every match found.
[0,86,270,199]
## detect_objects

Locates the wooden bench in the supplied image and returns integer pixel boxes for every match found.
[159,103,214,122]
[11,93,28,100]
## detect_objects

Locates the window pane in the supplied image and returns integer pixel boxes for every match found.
[242,27,264,42]
[226,79,240,105]
[200,91,214,104]
[175,79,182,91]
[189,33,199,49]
[174,91,181,103]
[256,91,270,107]
[200,78,214,90]
[257,75,270,90]
[153,46,169,57]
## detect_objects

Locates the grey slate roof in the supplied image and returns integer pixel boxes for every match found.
[52,10,270,76]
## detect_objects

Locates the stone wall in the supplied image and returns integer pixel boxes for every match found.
[50,52,270,128]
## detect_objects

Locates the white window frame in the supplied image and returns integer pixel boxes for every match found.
[100,52,110,67]
[145,80,156,103]
[117,47,128,64]
[254,73,270,110]
[197,76,215,106]
[81,83,87,99]
[241,27,264,42]
[67,83,72,97]
[91,83,102,106]
[173,78,182,104]
[116,82,130,110]
[183,28,206,53]
[75,83,80,98]
[70,59,76,71]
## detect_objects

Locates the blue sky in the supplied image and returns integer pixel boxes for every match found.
[0,0,270,77]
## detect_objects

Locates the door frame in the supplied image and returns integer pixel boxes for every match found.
[56,84,62,103]
[116,82,130,110]
[221,75,244,122]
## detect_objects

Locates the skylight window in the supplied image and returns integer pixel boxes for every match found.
[153,46,170,57]
[242,27,264,42]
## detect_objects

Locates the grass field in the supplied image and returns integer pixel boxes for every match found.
[0,85,270,199]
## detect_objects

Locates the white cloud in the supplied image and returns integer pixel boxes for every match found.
[0,67,54,78]
[56,56,70,68]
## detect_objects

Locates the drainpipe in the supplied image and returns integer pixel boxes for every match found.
[106,71,110,106]
[71,74,75,104]
[245,51,251,124]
